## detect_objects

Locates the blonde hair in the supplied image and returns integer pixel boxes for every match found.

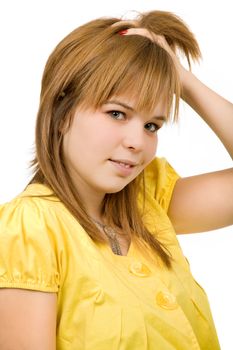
[30,10,201,267]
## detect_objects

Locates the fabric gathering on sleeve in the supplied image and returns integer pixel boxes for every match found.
[0,196,60,292]
[138,157,187,263]
[144,157,180,212]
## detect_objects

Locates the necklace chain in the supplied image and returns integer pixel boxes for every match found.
[92,219,122,256]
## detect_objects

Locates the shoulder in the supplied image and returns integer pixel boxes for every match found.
[0,184,62,292]
[0,182,68,221]
[0,184,59,234]
[143,157,180,212]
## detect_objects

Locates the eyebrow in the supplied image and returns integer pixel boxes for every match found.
[104,100,166,121]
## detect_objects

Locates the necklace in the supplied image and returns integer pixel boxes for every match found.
[92,219,122,256]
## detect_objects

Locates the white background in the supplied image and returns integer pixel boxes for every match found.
[0,0,232,348]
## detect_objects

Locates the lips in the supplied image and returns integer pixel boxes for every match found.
[109,159,137,168]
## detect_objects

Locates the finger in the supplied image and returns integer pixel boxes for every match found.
[121,28,160,43]
[111,20,138,28]
[122,28,176,58]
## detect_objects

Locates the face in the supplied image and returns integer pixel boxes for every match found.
[62,95,167,198]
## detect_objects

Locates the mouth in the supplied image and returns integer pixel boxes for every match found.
[109,159,137,169]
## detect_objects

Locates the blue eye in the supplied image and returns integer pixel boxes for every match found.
[108,110,126,120]
[144,123,159,133]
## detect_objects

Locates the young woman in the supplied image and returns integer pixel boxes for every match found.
[0,10,232,350]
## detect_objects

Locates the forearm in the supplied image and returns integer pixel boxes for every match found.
[180,68,233,159]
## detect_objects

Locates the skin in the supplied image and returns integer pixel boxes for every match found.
[0,289,57,349]
[0,26,232,349]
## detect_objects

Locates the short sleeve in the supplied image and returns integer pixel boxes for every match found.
[144,157,180,212]
[0,197,60,292]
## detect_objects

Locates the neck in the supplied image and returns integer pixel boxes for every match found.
[81,192,105,223]
[69,175,105,222]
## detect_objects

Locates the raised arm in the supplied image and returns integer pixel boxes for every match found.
[168,68,233,233]
[0,289,57,350]
[149,30,233,233]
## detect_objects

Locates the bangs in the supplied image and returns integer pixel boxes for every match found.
[76,35,181,121]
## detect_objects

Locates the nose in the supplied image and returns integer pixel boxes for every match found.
[122,119,146,152]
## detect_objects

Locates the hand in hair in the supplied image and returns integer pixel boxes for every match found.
[120,27,185,81]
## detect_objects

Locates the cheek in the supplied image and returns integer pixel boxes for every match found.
[146,135,158,160]
[63,119,117,162]
[90,125,120,151]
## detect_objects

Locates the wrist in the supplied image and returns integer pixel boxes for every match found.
[178,67,196,100]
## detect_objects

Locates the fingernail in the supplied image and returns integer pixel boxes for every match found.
[118,29,128,35]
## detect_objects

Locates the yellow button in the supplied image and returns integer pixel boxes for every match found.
[156,291,178,310]
[129,261,151,277]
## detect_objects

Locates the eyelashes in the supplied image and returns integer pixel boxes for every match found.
[107,110,161,133]
[144,123,160,132]
[107,110,126,120]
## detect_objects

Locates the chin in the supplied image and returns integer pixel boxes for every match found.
[104,174,141,193]
[103,182,129,194]
[105,186,126,194]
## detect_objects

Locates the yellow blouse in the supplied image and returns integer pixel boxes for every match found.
[0,158,220,349]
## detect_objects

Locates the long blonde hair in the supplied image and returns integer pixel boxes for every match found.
[29,10,201,267]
